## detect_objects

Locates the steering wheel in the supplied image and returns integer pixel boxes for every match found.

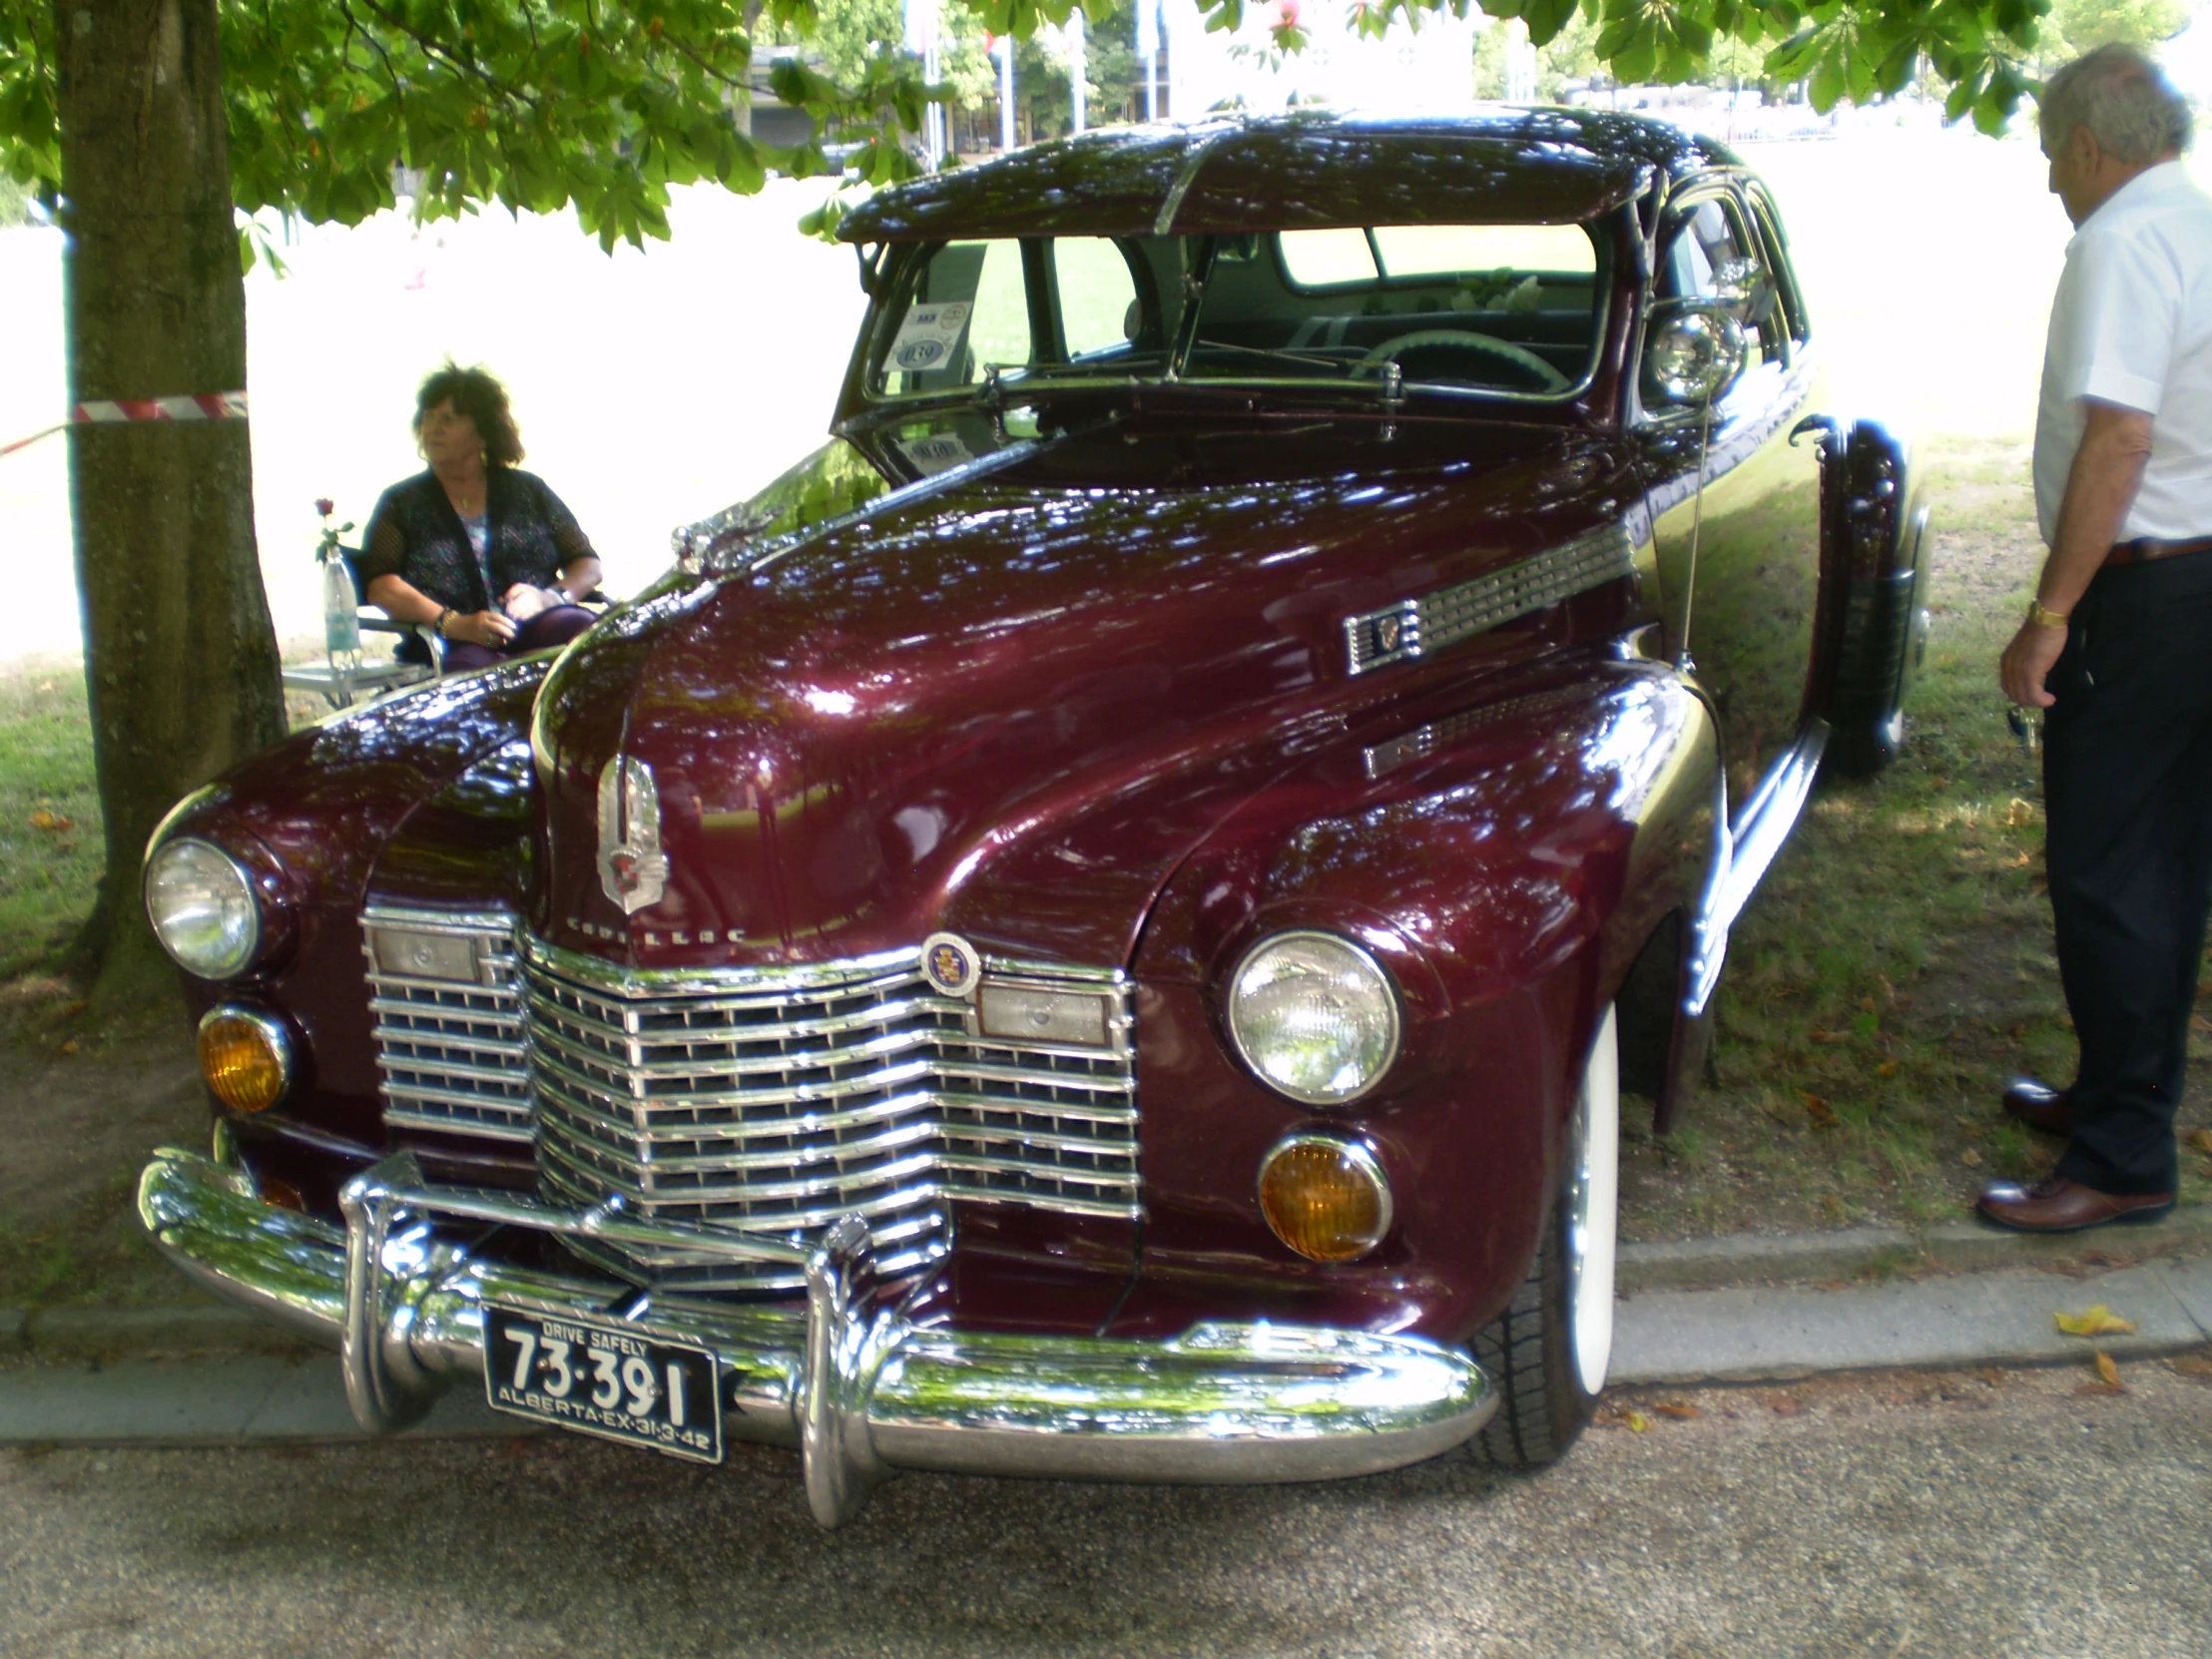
[1355,329,1570,393]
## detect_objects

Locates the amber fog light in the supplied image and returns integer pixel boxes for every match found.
[1257,1134,1392,1264]
[198,1006,292,1114]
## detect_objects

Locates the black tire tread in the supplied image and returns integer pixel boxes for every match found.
[1471,1202,1583,1469]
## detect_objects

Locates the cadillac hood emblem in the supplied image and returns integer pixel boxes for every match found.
[920,931,981,998]
[596,756,669,914]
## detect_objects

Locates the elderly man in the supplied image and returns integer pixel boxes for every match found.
[1984,46,2212,1232]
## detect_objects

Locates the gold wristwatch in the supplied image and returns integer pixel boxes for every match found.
[2026,600,2069,629]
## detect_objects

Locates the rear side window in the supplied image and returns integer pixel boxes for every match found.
[1052,238,1143,362]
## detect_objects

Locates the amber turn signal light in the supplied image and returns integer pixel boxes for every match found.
[1257,1134,1393,1264]
[198,1006,291,1114]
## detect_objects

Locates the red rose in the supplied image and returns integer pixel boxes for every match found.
[315,497,335,517]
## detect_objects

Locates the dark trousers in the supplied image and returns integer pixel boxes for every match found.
[2043,546,2212,1196]
[438,604,596,675]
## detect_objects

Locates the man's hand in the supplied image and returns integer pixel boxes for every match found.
[2000,619,2067,708]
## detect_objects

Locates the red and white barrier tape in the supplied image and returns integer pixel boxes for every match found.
[0,390,249,459]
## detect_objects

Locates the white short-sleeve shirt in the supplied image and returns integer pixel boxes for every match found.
[2033,160,2212,544]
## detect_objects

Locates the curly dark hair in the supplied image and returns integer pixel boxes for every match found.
[412,362,525,467]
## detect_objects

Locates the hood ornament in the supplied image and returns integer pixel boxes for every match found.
[597,756,668,914]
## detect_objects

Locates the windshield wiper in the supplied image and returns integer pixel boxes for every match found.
[1187,338,1351,374]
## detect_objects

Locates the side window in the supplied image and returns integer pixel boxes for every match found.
[1746,192,1811,350]
[1053,238,1143,361]
[876,240,1035,396]
[1662,199,1745,301]
[1662,194,1785,367]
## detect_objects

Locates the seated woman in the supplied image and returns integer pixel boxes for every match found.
[360,364,603,674]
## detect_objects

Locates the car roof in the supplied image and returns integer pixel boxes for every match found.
[836,107,1740,245]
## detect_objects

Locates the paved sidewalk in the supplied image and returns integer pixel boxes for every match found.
[5,1254,2206,1446]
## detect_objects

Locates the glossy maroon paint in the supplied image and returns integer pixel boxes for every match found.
[148,111,1861,1355]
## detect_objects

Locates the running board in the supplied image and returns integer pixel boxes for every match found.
[1683,721,1829,1019]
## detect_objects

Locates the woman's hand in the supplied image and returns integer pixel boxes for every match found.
[444,609,516,648]
[501,582,555,623]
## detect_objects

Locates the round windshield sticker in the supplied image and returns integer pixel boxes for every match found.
[895,338,947,370]
[921,932,981,998]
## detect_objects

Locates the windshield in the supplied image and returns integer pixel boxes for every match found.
[866,223,1610,404]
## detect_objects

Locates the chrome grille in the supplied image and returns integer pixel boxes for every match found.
[361,908,530,1144]
[520,936,1141,1294]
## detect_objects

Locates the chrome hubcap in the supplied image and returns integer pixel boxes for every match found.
[1565,1005,1620,1397]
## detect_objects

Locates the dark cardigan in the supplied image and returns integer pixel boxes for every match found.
[359,466,595,622]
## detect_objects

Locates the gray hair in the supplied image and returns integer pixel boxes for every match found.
[2041,45,2193,164]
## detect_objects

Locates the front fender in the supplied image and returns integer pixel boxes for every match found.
[1122,651,1719,1345]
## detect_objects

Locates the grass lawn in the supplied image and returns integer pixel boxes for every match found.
[1619,433,2212,1239]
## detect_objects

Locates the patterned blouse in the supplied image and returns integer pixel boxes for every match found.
[359,467,595,624]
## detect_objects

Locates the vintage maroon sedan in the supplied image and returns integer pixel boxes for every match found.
[137,110,1927,1523]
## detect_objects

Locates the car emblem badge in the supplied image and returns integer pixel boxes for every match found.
[1376,614,1403,654]
[597,756,669,915]
[920,931,981,999]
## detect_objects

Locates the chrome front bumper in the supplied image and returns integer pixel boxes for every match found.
[137,1147,1494,1525]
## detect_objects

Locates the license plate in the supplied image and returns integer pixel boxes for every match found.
[483,1305,723,1464]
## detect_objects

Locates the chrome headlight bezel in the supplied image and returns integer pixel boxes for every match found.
[1224,929,1403,1107]
[144,836,263,980]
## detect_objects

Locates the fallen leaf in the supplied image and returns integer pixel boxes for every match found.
[1765,1393,1804,1417]
[2164,1352,2212,1382]
[2185,1129,2212,1156]
[1959,1148,1982,1168]
[2073,1381,2126,1396]
[1656,1401,1701,1420]
[1859,996,1878,1013]
[1877,1060,1900,1077]
[27,810,73,832]
[1804,1093,1839,1130]
[2005,798,2034,827]
[2055,1304,2138,1338]
[1979,1369,2004,1386]
[1624,1410,1653,1432]
[2093,1351,2122,1388]
[1877,974,1897,1003]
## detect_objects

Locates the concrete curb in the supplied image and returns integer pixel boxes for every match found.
[1611,1254,2212,1385]
[1616,1202,2212,1293]
[5,1204,2208,1368]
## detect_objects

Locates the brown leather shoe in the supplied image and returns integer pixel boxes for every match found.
[1975,1175,2175,1233]
[2000,1077,2072,1137]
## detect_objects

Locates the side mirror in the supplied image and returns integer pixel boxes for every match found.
[1643,301,1747,408]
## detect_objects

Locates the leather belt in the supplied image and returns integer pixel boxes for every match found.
[2104,535,2212,568]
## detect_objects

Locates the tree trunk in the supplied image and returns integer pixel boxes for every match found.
[54,0,285,1010]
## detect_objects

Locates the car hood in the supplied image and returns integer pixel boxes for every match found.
[529,426,1637,972]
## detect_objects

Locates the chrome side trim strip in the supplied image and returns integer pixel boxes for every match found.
[1345,522,1636,677]
[139,1148,1494,1528]
[1684,720,1829,1018]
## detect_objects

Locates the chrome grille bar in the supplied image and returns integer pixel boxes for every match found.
[362,908,530,1144]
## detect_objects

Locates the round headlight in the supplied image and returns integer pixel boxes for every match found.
[1258,1134,1393,1263]
[198,1006,292,1114]
[1226,930,1400,1105]
[146,837,262,979]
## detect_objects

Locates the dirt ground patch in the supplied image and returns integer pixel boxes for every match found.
[0,994,208,1310]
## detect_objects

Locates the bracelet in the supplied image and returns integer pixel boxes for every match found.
[434,607,454,638]
[2026,600,2070,628]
